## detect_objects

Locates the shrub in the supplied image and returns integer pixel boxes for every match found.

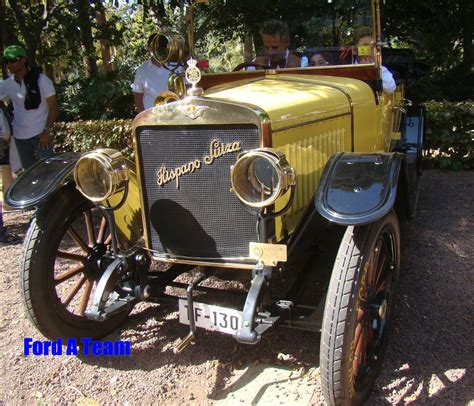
[406,70,474,104]
[53,119,134,158]
[423,101,474,170]
[50,101,473,172]
[56,72,135,122]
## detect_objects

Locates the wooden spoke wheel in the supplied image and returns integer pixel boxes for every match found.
[20,184,129,341]
[320,210,400,406]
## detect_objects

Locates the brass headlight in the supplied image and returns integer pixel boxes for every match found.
[150,31,186,65]
[231,149,295,208]
[74,149,129,202]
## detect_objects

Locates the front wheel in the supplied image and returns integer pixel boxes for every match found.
[20,184,129,341]
[320,210,400,406]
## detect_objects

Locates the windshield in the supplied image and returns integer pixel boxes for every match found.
[256,1,373,70]
[198,0,376,72]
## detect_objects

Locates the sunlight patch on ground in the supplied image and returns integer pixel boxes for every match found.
[428,374,444,397]
[217,364,318,405]
[401,380,423,404]
[444,368,466,382]
[383,367,468,404]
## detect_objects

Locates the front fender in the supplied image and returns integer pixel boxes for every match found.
[315,152,404,225]
[5,152,83,209]
[6,151,144,250]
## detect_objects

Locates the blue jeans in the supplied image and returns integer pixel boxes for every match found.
[14,135,54,170]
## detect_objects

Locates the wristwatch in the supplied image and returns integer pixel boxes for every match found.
[44,126,52,133]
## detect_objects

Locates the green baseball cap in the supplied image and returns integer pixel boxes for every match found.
[3,45,26,60]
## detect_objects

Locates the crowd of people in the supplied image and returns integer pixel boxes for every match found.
[0,21,396,246]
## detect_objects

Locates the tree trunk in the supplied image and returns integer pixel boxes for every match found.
[75,0,98,78]
[243,33,254,62]
[8,0,38,66]
[95,5,115,73]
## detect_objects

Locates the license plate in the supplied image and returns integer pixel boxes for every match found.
[178,300,243,336]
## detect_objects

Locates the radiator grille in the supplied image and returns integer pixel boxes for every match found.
[136,124,260,260]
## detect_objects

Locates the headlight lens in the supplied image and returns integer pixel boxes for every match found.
[231,149,295,208]
[150,31,186,64]
[74,149,129,202]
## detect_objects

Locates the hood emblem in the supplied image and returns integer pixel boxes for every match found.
[185,58,202,88]
[156,139,241,189]
[178,104,209,120]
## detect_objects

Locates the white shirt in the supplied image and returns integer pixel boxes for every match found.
[0,73,55,139]
[131,60,176,110]
[381,66,396,94]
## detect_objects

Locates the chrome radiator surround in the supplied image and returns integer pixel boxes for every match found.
[135,123,261,265]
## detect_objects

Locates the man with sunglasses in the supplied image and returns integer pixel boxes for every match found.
[0,45,58,170]
[254,20,303,69]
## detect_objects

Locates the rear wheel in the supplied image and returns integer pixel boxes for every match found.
[20,184,129,340]
[320,210,400,406]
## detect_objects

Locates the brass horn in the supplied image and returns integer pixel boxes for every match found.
[168,73,187,99]
[154,90,180,106]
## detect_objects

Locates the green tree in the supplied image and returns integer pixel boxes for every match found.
[4,0,63,66]
[382,0,473,74]
[74,0,98,77]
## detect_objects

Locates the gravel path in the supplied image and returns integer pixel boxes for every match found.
[0,169,472,405]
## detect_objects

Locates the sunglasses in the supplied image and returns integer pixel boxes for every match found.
[5,56,24,63]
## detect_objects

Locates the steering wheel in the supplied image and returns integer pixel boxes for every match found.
[233,62,270,72]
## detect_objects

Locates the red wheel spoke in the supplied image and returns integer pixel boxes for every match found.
[97,217,107,244]
[63,274,87,308]
[84,210,95,246]
[361,331,367,367]
[54,265,84,285]
[67,225,89,252]
[78,279,93,315]
[376,280,387,295]
[57,250,87,264]
[374,250,387,292]
[368,239,383,286]
[366,323,375,345]
[104,234,112,245]
[352,307,366,378]
[353,324,367,377]
[354,322,363,350]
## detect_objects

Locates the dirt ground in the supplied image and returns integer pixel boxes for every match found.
[0,169,472,405]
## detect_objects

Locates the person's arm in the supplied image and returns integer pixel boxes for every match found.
[381,66,396,94]
[0,82,9,107]
[133,92,145,113]
[38,95,59,149]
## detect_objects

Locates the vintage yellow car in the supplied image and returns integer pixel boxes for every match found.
[6,0,425,404]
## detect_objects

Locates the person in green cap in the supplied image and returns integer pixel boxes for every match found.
[0,45,59,170]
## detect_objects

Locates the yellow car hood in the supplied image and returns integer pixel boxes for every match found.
[205,73,374,131]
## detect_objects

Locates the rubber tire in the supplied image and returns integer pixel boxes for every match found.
[20,184,129,341]
[320,210,400,406]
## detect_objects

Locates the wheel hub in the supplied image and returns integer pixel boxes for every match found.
[86,243,108,278]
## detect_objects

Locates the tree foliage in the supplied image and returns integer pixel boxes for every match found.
[382,0,473,74]
[423,101,474,170]
[0,0,472,121]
